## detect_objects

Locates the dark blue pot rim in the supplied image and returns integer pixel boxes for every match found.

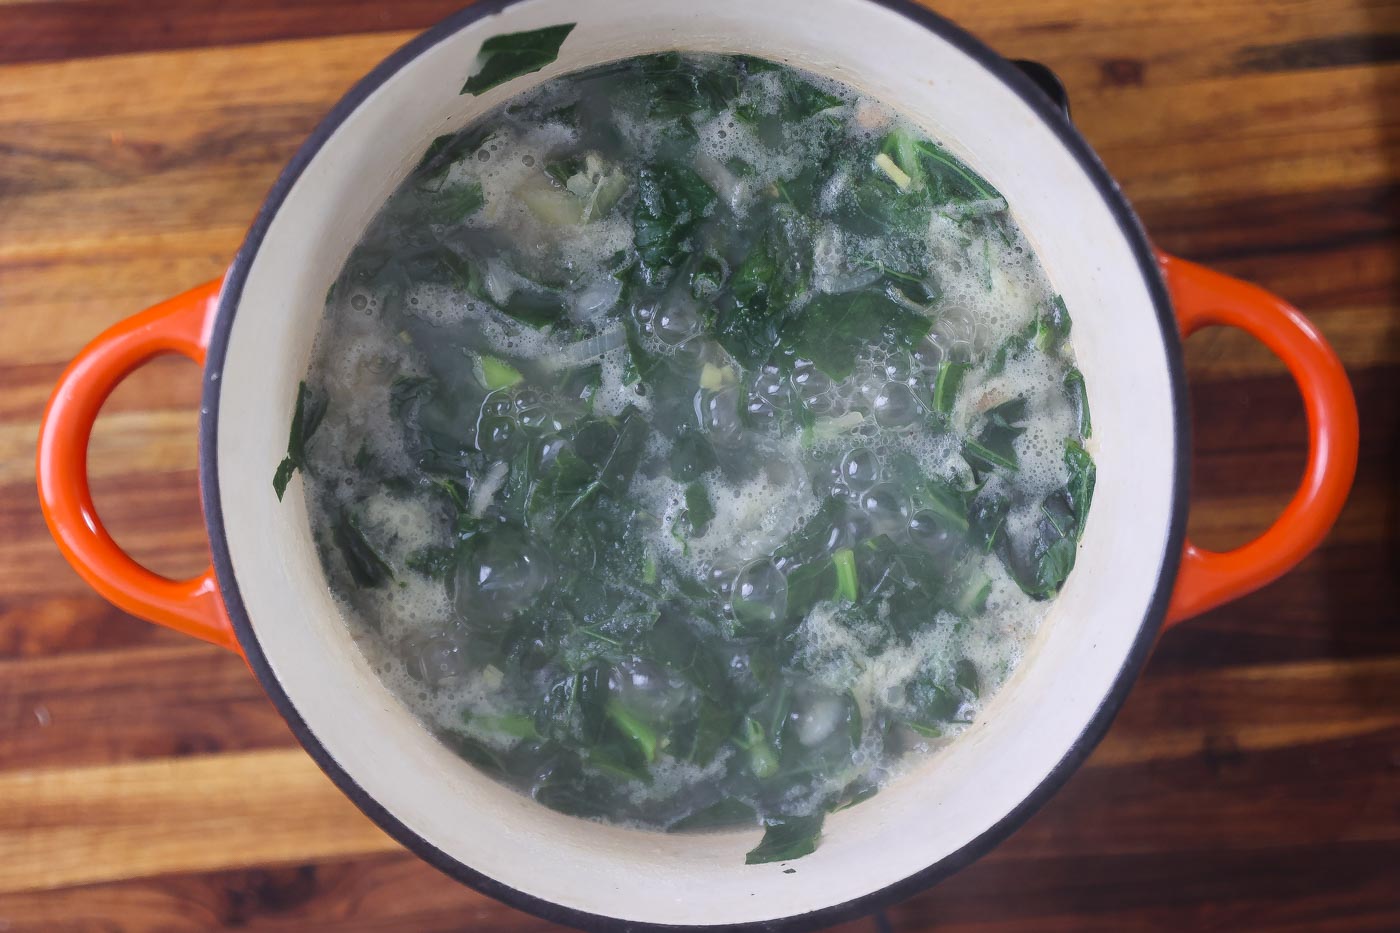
[199,2,1190,930]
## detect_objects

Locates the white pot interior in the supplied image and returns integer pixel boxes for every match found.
[211,0,1180,925]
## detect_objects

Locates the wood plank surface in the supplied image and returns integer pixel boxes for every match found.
[1,0,1397,930]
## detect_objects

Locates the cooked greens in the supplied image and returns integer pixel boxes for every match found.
[461,24,576,96]
[289,53,1094,864]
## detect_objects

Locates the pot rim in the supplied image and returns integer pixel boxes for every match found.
[199,1,1190,929]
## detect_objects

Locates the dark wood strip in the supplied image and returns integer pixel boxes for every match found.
[1235,32,1400,74]
[0,0,463,66]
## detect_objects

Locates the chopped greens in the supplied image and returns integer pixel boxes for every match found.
[285,52,1094,865]
[461,24,576,96]
[272,380,325,500]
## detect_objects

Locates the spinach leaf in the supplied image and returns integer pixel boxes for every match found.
[1065,438,1096,531]
[680,698,737,766]
[1036,294,1072,351]
[461,24,577,96]
[605,699,659,763]
[639,52,743,120]
[782,290,932,380]
[406,544,456,580]
[273,380,326,500]
[969,492,1011,552]
[912,139,1002,204]
[1064,366,1092,438]
[670,797,757,832]
[778,73,844,121]
[633,162,718,285]
[717,218,810,368]
[669,429,718,481]
[963,397,1027,475]
[994,440,1095,601]
[746,814,824,865]
[332,509,393,588]
[684,482,716,535]
[930,361,968,418]
[423,179,485,224]
[495,281,571,329]
[785,557,837,622]
[647,610,728,701]
[905,667,975,729]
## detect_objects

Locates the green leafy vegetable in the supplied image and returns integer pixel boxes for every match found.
[332,510,392,587]
[479,355,523,389]
[273,381,326,500]
[963,397,1027,475]
[931,361,968,418]
[783,291,932,380]
[289,51,1098,867]
[685,482,716,535]
[746,814,824,865]
[461,24,577,95]
[833,547,858,601]
[633,162,717,284]
[1064,367,1092,438]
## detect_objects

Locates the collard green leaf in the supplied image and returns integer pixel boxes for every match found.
[913,139,1002,204]
[1065,438,1096,531]
[717,218,811,368]
[1035,294,1072,351]
[779,73,844,121]
[670,796,757,832]
[273,380,326,501]
[639,52,743,120]
[931,361,968,417]
[684,482,716,535]
[963,397,1028,475]
[406,544,456,580]
[669,429,718,482]
[647,611,727,700]
[969,492,1011,552]
[1064,367,1092,438]
[955,658,980,698]
[746,814,824,865]
[461,24,577,96]
[785,557,836,622]
[424,179,485,224]
[782,290,932,381]
[605,699,659,763]
[633,162,717,285]
[332,510,393,588]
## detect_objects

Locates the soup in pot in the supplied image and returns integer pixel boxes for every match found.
[276,48,1095,863]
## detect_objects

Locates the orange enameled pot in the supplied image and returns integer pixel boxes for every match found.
[33,1,1359,930]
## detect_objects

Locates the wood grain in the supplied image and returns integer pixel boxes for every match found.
[0,0,1396,930]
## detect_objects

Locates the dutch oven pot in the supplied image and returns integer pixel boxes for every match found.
[35,1,1360,929]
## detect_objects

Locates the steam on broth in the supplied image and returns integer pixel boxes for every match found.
[278,49,1095,863]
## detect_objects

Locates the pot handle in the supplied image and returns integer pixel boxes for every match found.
[35,279,240,652]
[1159,252,1358,626]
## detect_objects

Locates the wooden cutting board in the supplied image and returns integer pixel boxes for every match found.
[1,1,1397,930]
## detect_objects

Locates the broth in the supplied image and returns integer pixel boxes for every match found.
[280,51,1095,862]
